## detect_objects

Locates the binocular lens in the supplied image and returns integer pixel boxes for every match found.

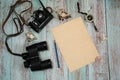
[30,59,52,71]
[26,41,48,51]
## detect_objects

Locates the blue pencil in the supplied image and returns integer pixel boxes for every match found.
[54,41,60,68]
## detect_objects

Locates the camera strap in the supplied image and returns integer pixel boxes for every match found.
[2,0,32,57]
[38,0,46,9]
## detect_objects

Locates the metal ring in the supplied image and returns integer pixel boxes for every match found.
[85,14,94,22]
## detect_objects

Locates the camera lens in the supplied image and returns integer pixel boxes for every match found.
[38,13,43,18]
[33,10,45,22]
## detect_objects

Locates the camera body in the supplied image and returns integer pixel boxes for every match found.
[22,41,52,71]
[28,0,53,33]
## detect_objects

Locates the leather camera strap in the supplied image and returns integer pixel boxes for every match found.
[2,0,32,57]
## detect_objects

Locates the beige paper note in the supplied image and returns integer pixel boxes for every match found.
[52,17,99,72]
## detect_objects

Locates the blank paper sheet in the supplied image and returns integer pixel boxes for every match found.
[52,17,99,72]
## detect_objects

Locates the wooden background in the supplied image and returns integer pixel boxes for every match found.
[0,0,120,80]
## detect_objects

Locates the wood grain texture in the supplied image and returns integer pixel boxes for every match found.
[0,0,3,80]
[106,0,120,80]
[10,1,30,80]
[86,0,109,80]
[1,0,14,80]
[0,0,120,80]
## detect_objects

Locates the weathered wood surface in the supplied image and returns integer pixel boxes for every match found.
[0,0,120,80]
[106,0,120,80]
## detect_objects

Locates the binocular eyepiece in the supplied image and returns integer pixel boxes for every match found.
[22,41,52,71]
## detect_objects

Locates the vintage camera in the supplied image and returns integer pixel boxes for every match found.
[28,0,53,33]
[22,41,52,71]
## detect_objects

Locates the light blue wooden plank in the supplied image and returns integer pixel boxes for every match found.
[0,0,3,80]
[1,0,14,80]
[10,1,31,80]
[87,0,109,80]
[106,0,120,80]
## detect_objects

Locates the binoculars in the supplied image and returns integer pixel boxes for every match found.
[22,41,52,71]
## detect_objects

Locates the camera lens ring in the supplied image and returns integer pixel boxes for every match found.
[33,10,45,20]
